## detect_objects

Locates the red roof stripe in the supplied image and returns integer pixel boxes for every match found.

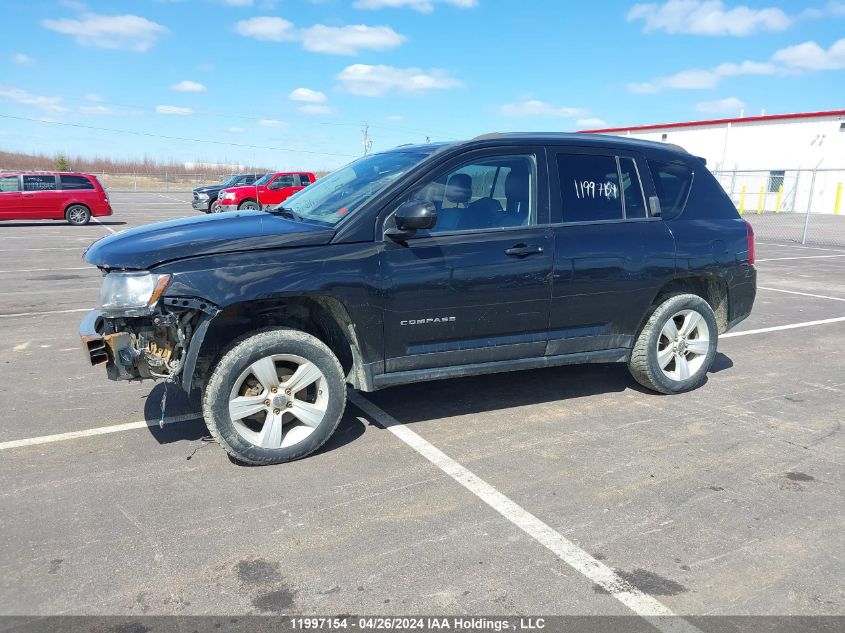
[579,109,845,134]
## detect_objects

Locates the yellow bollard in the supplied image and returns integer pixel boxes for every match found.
[775,184,783,213]
[738,186,746,214]
[756,186,765,215]
[835,183,842,215]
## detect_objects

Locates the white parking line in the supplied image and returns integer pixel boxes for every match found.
[0,247,84,252]
[759,242,845,253]
[759,287,845,302]
[723,316,845,338]
[347,392,700,632]
[0,413,200,451]
[91,216,116,235]
[0,307,90,318]
[756,254,845,262]
[0,266,91,274]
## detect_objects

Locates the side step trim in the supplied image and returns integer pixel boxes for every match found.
[371,348,630,390]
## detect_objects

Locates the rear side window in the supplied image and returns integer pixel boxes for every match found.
[558,154,622,222]
[23,175,57,191]
[619,158,648,219]
[0,175,20,192]
[60,175,95,190]
[648,160,693,218]
[298,174,312,186]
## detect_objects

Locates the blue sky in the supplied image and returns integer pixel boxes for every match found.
[1,0,844,170]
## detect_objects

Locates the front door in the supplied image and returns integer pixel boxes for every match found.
[547,148,676,355]
[261,174,300,206]
[379,148,554,373]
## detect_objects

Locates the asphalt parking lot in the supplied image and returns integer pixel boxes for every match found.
[0,192,843,621]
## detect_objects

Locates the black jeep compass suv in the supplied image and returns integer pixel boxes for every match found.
[80,133,756,465]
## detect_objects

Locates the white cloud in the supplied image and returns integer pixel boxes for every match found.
[386,114,403,121]
[299,104,332,115]
[576,117,609,128]
[42,13,167,52]
[289,87,327,103]
[222,0,253,5]
[228,126,245,132]
[171,80,207,92]
[235,16,296,41]
[499,99,588,118]
[59,0,87,10]
[0,85,67,112]
[258,118,285,127]
[156,105,193,115]
[629,38,844,93]
[299,24,404,55]
[695,96,746,114]
[353,0,477,13]
[85,93,104,102]
[829,1,845,16]
[337,64,461,96]
[627,0,792,36]
[12,53,34,64]
[78,104,114,115]
[629,60,776,92]
[772,38,845,71]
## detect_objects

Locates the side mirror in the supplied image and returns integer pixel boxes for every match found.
[267,181,280,190]
[396,199,437,231]
[648,195,662,217]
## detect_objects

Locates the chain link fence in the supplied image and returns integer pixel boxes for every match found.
[712,168,845,247]
[93,172,233,192]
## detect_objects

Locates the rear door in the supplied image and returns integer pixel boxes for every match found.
[21,174,62,219]
[379,146,554,373]
[0,175,23,219]
[547,147,676,355]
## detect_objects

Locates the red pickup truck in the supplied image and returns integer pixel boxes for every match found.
[216,171,315,212]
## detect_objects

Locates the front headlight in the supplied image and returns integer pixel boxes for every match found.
[99,272,171,316]
[197,192,209,200]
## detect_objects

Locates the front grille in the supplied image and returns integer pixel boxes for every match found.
[193,192,199,200]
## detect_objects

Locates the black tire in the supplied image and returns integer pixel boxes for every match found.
[239,200,259,210]
[628,293,718,394]
[209,199,222,213]
[65,204,91,226]
[202,328,346,465]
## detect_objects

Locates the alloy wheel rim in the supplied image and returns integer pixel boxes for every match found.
[69,207,86,223]
[656,309,710,381]
[228,353,329,449]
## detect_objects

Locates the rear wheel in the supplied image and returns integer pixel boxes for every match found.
[239,200,259,211]
[202,328,346,465]
[65,204,91,226]
[628,293,718,394]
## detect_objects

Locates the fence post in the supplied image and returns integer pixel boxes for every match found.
[801,169,817,245]
[738,186,746,214]
[775,185,783,213]
[756,187,765,215]
[133,171,137,192]
[835,183,842,215]
[165,170,168,193]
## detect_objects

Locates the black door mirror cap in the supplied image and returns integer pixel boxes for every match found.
[396,199,437,231]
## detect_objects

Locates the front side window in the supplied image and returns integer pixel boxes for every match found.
[23,175,57,191]
[60,175,94,190]
[558,154,622,222]
[0,175,20,192]
[648,160,693,219]
[272,175,296,188]
[410,154,537,233]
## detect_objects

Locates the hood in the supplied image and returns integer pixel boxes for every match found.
[84,211,335,270]
[193,184,225,194]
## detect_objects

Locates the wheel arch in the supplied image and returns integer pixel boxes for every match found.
[640,274,729,335]
[64,201,91,215]
[191,295,370,393]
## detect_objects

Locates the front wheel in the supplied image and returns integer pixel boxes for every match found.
[628,293,718,394]
[202,328,347,465]
[209,200,222,213]
[238,200,259,210]
[65,204,91,226]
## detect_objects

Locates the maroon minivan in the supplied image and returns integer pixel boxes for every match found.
[0,172,112,225]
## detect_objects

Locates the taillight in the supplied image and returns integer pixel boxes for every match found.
[745,220,755,265]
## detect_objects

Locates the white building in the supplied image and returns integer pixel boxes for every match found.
[582,109,845,215]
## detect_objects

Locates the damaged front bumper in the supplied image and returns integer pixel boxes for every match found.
[79,299,217,393]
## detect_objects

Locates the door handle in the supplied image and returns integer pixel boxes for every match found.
[505,244,543,257]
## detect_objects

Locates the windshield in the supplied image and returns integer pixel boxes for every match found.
[219,175,239,188]
[254,173,274,186]
[279,150,433,225]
